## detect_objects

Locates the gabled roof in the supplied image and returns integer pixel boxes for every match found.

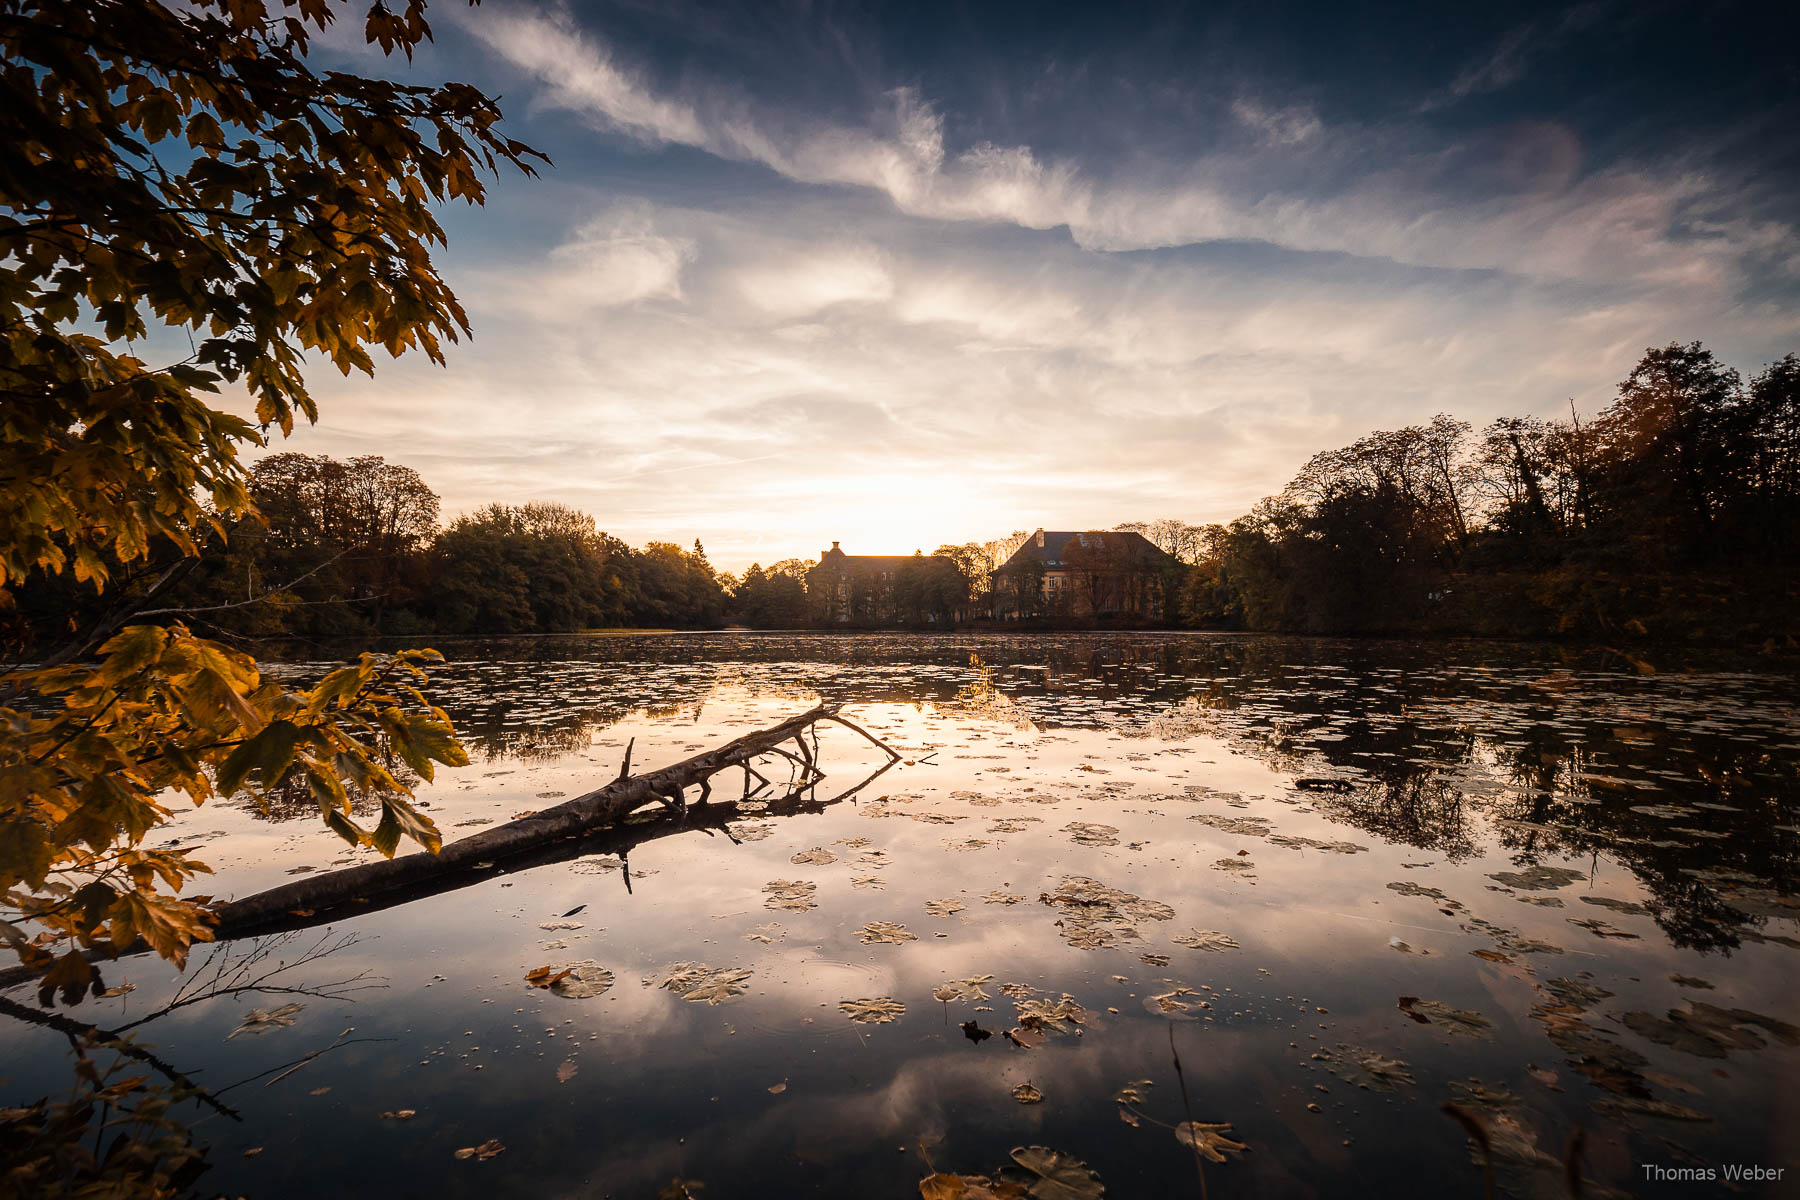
[813,547,954,573]
[998,530,1175,572]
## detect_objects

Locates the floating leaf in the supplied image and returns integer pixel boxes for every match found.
[1620,1003,1800,1059]
[925,898,967,917]
[859,920,917,944]
[762,880,817,912]
[1174,1122,1249,1163]
[549,962,614,999]
[454,1139,505,1161]
[1172,929,1238,952]
[934,975,995,1003]
[525,964,574,990]
[1011,1082,1044,1104]
[1014,994,1088,1036]
[1311,1044,1415,1092]
[1008,1146,1104,1200]
[840,996,905,1024]
[227,1002,303,1039]
[654,962,753,1005]
[1397,997,1493,1038]
[1487,866,1586,891]
[1063,822,1119,847]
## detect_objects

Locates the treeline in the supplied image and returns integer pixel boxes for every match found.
[16,452,727,640]
[1170,341,1799,642]
[20,340,1792,646]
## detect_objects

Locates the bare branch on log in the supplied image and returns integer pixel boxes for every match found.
[210,704,896,933]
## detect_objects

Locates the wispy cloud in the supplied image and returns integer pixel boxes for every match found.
[462,4,1790,291]
[277,190,1798,568]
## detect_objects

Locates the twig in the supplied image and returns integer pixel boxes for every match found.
[1170,1023,1208,1200]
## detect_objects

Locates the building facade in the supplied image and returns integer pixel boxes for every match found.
[808,542,967,625]
[991,529,1179,620]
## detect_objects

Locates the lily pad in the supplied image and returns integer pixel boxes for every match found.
[1487,866,1586,891]
[934,975,995,1003]
[762,879,817,912]
[654,962,753,1005]
[1008,1146,1105,1200]
[1174,1121,1249,1163]
[1311,1044,1415,1092]
[1397,997,1494,1038]
[840,996,905,1024]
[547,961,614,999]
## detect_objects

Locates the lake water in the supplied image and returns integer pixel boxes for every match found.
[5,633,1797,1198]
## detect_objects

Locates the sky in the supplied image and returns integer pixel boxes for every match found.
[278,0,1800,571]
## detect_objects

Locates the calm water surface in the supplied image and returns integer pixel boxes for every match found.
[5,634,1797,1198]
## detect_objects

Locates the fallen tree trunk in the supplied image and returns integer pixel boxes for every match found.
[1,740,898,998]
[212,703,895,930]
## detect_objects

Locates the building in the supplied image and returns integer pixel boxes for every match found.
[808,542,968,625]
[991,529,1180,620]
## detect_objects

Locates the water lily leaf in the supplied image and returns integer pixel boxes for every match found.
[919,1173,1031,1200]
[228,1002,303,1039]
[654,962,753,1005]
[1488,866,1586,891]
[1112,1079,1153,1105]
[1146,986,1207,1016]
[1397,997,1494,1038]
[1591,1095,1712,1122]
[1008,1146,1105,1200]
[1014,994,1088,1035]
[1174,1121,1249,1163]
[840,996,905,1024]
[762,879,817,912]
[1063,822,1119,847]
[1620,1003,1800,1059]
[934,975,995,1003]
[548,961,614,999]
[1311,1044,1415,1092]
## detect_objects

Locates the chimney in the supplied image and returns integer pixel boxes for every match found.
[832,541,840,550]
[1035,530,1045,548]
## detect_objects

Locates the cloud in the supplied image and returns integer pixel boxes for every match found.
[272,189,1799,570]
[466,204,694,318]
[1429,2,1609,108]
[732,245,894,318]
[1230,98,1322,147]
[462,5,1792,292]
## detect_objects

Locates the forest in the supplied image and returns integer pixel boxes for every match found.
[1183,341,1799,643]
[12,341,1794,647]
